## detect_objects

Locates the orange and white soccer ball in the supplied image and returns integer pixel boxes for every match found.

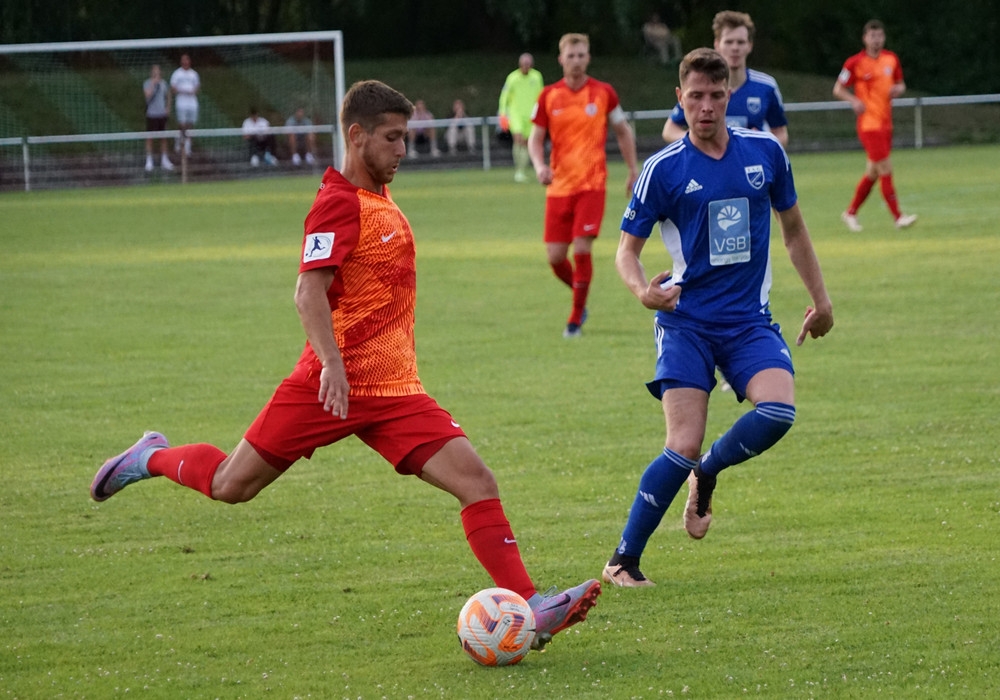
[456,587,536,666]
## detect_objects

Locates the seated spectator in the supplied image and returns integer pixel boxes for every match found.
[445,99,476,154]
[642,13,682,65]
[407,99,441,158]
[241,107,277,167]
[286,106,317,166]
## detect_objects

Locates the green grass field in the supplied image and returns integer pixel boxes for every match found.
[2,145,999,698]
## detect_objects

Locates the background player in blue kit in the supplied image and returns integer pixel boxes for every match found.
[662,11,788,147]
[602,48,833,588]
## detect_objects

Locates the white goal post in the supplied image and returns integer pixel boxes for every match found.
[0,31,345,190]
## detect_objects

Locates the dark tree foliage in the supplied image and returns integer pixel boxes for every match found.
[1,0,997,93]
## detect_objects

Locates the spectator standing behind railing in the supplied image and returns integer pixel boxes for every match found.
[142,64,173,172]
[170,53,200,157]
[445,99,476,154]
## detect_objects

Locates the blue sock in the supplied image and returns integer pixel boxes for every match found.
[615,448,696,558]
[699,402,796,476]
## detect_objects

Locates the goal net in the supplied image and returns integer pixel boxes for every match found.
[0,31,345,191]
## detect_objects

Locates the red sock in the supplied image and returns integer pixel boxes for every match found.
[147,444,226,499]
[461,499,536,600]
[880,175,902,219]
[550,259,573,287]
[848,176,876,215]
[570,252,592,325]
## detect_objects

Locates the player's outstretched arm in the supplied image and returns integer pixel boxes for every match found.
[776,205,834,345]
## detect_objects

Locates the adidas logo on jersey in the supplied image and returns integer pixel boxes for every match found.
[685,179,703,194]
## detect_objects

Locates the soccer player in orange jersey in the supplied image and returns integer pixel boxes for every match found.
[528,33,639,338]
[834,19,917,231]
[91,80,600,652]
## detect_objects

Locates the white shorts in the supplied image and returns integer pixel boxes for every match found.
[175,105,199,126]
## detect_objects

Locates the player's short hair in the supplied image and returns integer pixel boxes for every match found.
[863,19,885,34]
[679,48,730,87]
[712,10,755,42]
[340,80,413,137]
[558,33,589,52]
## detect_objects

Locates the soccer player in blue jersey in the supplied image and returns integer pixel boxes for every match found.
[602,48,833,587]
[662,11,788,147]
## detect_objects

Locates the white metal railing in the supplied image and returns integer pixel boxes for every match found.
[3,94,999,192]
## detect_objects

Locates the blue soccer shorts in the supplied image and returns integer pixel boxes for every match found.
[645,317,794,401]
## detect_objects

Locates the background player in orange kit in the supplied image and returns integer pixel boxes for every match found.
[834,19,917,231]
[91,79,600,652]
[528,33,639,338]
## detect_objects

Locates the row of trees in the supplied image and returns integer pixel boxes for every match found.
[2,0,998,94]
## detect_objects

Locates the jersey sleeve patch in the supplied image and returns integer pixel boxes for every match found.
[303,232,335,263]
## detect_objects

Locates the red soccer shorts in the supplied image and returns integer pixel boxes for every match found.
[859,129,893,162]
[244,362,466,476]
[544,189,606,244]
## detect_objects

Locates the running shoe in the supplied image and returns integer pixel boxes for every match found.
[895,213,918,229]
[530,579,601,650]
[90,431,168,502]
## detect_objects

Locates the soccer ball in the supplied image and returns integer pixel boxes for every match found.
[456,587,536,666]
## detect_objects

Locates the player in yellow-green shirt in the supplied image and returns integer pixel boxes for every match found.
[498,53,544,182]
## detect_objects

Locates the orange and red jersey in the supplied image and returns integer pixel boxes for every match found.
[837,49,904,133]
[532,77,620,197]
[298,168,423,397]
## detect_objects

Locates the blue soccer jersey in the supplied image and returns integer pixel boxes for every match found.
[621,128,796,326]
[668,69,788,132]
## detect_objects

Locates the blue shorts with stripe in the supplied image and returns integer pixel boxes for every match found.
[645,315,793,402]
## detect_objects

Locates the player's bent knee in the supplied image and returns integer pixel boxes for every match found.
[209,441,283,503]
[210,479,264,504]
[473,466,500,497]
[451,460,500,504]
[664,441,702,463]
[209,466,273,504]
[419,438,500,504]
